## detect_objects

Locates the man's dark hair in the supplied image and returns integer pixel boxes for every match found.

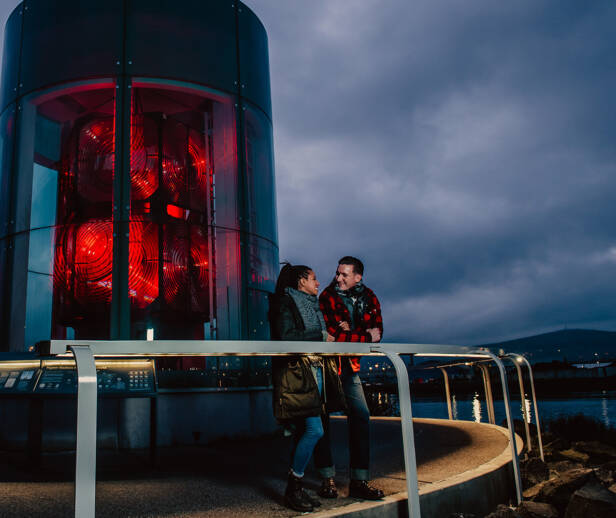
[338,256,364,276]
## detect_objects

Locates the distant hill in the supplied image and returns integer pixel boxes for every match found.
[479,329,616,364]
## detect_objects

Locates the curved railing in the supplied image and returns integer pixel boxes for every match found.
[33,339,538,518]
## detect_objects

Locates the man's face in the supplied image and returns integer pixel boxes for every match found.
[335,264,362,291]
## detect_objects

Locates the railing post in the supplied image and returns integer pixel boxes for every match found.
[439,367,453,420]
[509,358,532,453]
[372,346,421,518]
[475,349,523,505]
[478,364,496,425]
[69,345,98,518]
[513,354,544,461]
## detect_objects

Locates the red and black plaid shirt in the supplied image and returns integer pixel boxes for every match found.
[319,284,384,372]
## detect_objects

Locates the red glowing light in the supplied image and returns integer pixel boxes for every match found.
[54,220,114,304]
[166,204,186,219]
[162,155,184,202]
[163,224,209,311]
[188,135,208,198]
[128,220,159,308]
[130,113,158,200]
[75,119,115,202]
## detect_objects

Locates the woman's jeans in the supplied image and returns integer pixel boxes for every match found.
[314,365,371,481]
[290,366,324,477]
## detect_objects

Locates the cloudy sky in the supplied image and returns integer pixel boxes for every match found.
[2,1,615,345]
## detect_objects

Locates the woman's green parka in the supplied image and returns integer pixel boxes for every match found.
[270,294,346,421]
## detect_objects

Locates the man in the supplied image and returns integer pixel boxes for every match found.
[315,256,384,500]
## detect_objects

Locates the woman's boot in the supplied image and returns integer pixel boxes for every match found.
[284,472,313,512]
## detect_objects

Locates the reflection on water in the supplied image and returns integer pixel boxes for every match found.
[369,391,616,427]
[472,392,482,423]
[517,396,533,424]
[602,396,610,427]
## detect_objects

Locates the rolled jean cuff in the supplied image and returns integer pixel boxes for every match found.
[350,468,369,481]
[318,465,336,478]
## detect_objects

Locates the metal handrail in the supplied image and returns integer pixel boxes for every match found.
[32,339,524,518]
[503,353,545,461]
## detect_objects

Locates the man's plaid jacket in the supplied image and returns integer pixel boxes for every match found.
[319,283,384,373]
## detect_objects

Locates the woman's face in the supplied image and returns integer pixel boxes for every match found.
[298,270,320,296]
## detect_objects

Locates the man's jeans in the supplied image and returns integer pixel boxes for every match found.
[314,365,370,481]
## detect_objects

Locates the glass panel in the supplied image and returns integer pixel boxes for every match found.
[129,85,238,341]
[10,85,115,348]
[247,288,270,340]
[244,103,277,243]
[0,9,22,111]
[214,228,241,340]
[0,237,6,345]
[19,0,123,97]
[0,106,15,347]
[238,6,272,118]
[126,0,238,96]
[247,236,278,340]
[0,106,15,240]
[247,235,277,293]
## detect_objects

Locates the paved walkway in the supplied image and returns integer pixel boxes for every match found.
[0,417,510,517]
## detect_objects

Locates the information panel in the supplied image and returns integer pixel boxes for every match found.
[0,359,156,396]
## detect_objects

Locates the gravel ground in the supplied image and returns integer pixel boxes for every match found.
[0,417,508,517]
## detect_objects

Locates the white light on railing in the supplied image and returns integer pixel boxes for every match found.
[147,328,154,341]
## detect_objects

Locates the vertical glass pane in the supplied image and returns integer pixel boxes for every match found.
[247,236,278,340]
[0,238,6,340]
[247,235,277,293]
[129,85,238,342]
[0,106,15,240]
[214,228,241,340]
[244,103,277,243]
[0,107,15,345]
[10,85,116,348]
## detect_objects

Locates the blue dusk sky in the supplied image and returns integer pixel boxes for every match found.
[2,1,615,345]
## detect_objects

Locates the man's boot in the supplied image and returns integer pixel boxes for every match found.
[284,472,313,512]
[318,477,338,498]
[348,479,384,500]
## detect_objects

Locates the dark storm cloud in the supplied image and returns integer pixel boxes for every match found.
[1,1,613,345]
[245,0,616,344]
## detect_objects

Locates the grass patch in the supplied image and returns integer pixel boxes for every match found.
[546,413,616,446]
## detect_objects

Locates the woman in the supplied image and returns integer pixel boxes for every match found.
[270,263,346,512]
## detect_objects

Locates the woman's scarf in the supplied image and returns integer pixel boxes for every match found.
[286,287,327,334]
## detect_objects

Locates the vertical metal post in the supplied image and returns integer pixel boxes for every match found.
[476,349,522,505]
[478,364,495,425]
[511,358,532,453]
[439,367,453,420]
[373,346,421,518]
[515,354,544,461]
[110,72,132,339]
[69,345,98,518]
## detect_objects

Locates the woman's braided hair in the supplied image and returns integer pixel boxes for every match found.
[275,262,312,296]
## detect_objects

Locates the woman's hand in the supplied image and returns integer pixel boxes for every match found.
[338,321,350,331]
[326,333,335,342]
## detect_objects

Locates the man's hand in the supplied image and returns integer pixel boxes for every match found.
[367,328,381,342]
[338,321,350,331]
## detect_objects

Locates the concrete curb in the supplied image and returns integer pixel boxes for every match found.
[309,418,523,518]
